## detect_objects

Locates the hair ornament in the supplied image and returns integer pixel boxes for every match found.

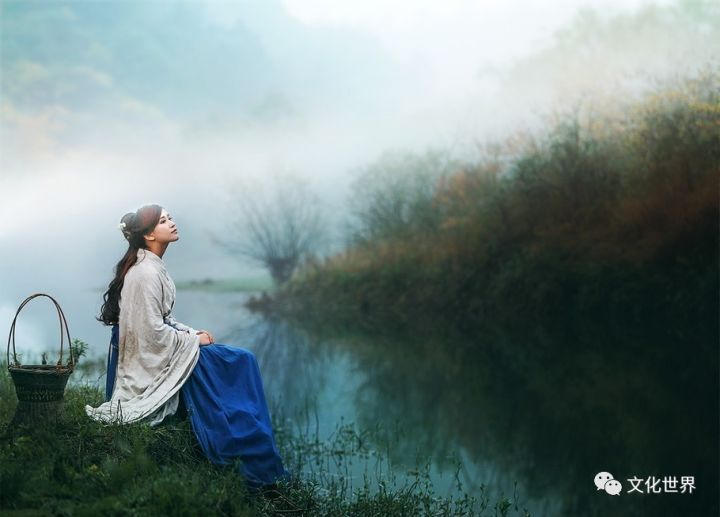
[118,221,132,241]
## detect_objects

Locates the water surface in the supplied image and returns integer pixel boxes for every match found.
[10,288,717,516]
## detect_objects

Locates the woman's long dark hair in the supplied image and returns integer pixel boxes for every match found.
[98,205,163,326]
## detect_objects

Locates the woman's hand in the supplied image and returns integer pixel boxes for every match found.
[197,330,214,345]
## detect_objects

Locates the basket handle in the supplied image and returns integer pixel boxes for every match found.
[6,293,74,370]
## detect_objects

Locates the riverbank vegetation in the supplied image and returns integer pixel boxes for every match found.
[276,71,719,334]
[0,366,528,516]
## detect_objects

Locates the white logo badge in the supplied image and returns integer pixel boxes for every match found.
[594,472,622,495]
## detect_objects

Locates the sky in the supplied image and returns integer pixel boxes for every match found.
[0,0,716,354]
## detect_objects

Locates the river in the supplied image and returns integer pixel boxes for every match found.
[5,288,717,516]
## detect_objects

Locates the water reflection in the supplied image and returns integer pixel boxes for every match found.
[225,316,333,420]
[33,289,716,516]
[231,314,717,517]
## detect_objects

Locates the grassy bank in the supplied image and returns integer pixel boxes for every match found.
[275,71,718,334]
[175,276,273,293]
[0,367,528,516]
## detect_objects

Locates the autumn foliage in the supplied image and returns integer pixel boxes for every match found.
[287,71,719,331]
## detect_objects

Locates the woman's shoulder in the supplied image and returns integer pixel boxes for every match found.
[122,261,163,302]
[126,255,162,282]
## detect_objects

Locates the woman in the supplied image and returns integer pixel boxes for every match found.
[86,204,288,490]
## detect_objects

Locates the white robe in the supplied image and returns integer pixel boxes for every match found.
[85,248,200,425]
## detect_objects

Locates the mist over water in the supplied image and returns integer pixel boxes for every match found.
[0,0,716,384]
[0,2,717,515]
[0,0,713,358]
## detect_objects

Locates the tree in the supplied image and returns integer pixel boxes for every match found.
[348,149,458,245]
[218,175,325,285]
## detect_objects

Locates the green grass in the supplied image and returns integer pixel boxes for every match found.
[174,276,274,293]
[0,366,530,516]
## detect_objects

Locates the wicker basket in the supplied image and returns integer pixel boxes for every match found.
[6,293,75,425]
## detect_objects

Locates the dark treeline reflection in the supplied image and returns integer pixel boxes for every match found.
[230,314,717,517]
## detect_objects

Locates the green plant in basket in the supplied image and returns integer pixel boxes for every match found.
[69,339,88,366]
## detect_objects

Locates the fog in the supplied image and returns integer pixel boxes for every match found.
[0,0,716,355]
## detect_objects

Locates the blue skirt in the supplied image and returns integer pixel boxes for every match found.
[105,325,288,489]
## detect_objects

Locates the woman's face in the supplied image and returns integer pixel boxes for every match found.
[146,208,179,245]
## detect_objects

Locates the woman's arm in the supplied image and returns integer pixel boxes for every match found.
[124,269,201,352]
[165,315,214,344]
[164,314,195,333]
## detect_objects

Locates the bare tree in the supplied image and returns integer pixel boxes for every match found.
[218,175,325,285]
[348,149,458,245]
